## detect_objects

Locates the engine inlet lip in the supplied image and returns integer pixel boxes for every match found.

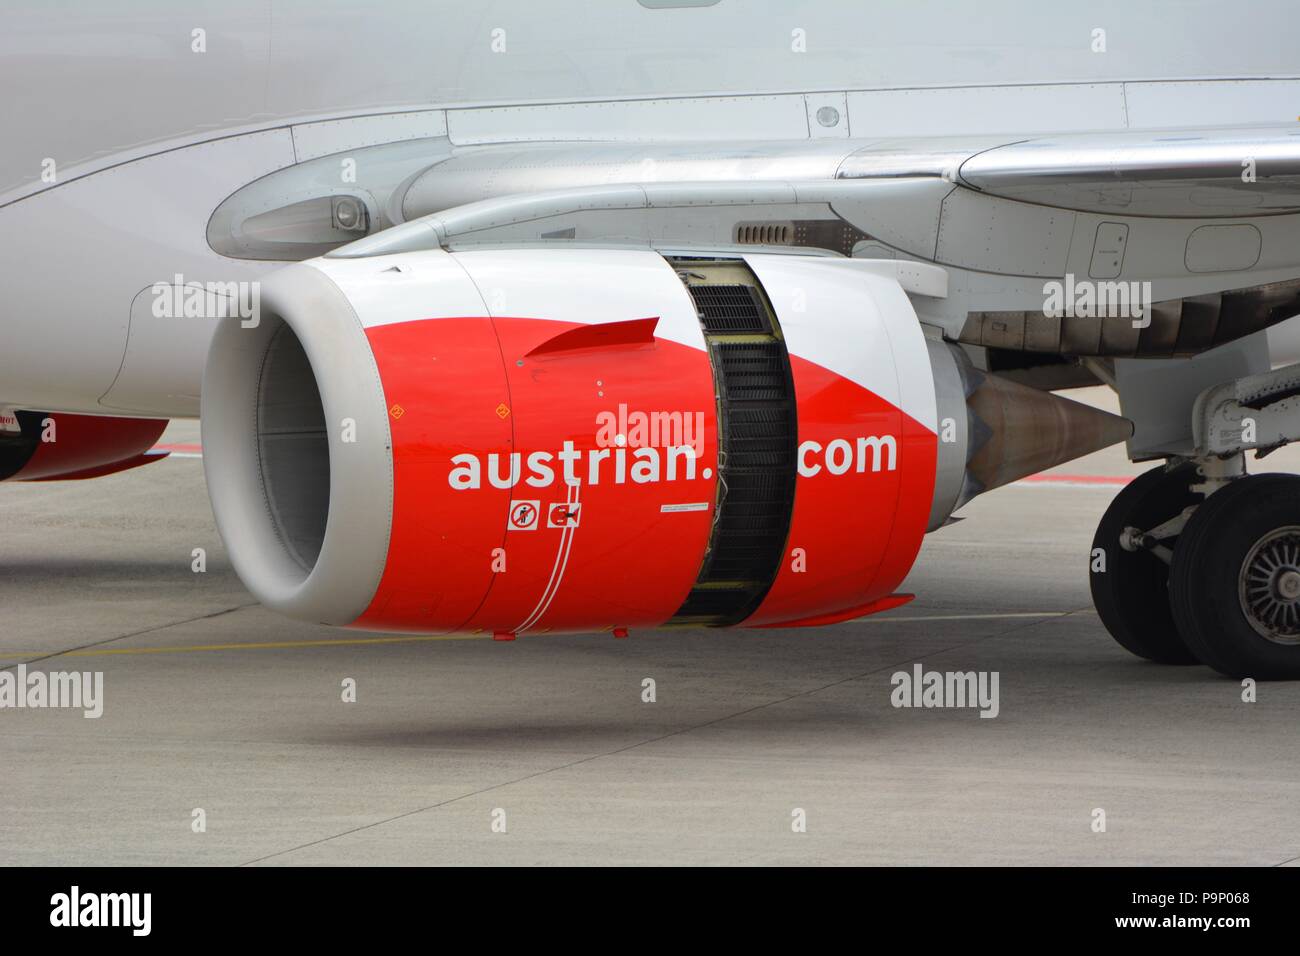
[201,263,394,625]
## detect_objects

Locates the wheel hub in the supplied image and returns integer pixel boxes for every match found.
[1238,526,1300,644]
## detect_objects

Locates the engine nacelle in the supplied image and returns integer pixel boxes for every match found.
[202,248,1127,634]
[0,411,167,481]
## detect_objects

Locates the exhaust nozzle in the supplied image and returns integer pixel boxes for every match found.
[927,342,1132,529]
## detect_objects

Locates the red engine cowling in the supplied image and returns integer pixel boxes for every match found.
[202,248,946,634]
[0,411,167,482]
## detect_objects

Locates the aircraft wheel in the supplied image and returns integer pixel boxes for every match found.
[1089,463,1201,664]
[1169,473,1300,680]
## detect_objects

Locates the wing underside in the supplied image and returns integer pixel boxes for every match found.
[314,123,1300,360]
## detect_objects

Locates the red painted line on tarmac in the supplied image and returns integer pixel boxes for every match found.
[1017,472,1133,486]
[152,442,203,453]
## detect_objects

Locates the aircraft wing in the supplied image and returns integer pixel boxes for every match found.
[950,125,1300,218]
[312,123,1300,364]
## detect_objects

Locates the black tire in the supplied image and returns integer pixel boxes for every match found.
[1168,473,1300,680]
[1090,463,1201,664]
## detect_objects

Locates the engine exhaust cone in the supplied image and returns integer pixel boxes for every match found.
[960,367,1133,506]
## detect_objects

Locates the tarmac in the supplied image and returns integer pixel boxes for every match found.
[3,388,1299,865]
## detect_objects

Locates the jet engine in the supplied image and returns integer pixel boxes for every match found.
[201,248,1128,635]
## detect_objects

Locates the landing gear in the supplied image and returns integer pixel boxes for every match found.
[1169,473,1300,680]
[1094,349,1300,677]
[1092,463,1300,679]
[1090,463,1200,664]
